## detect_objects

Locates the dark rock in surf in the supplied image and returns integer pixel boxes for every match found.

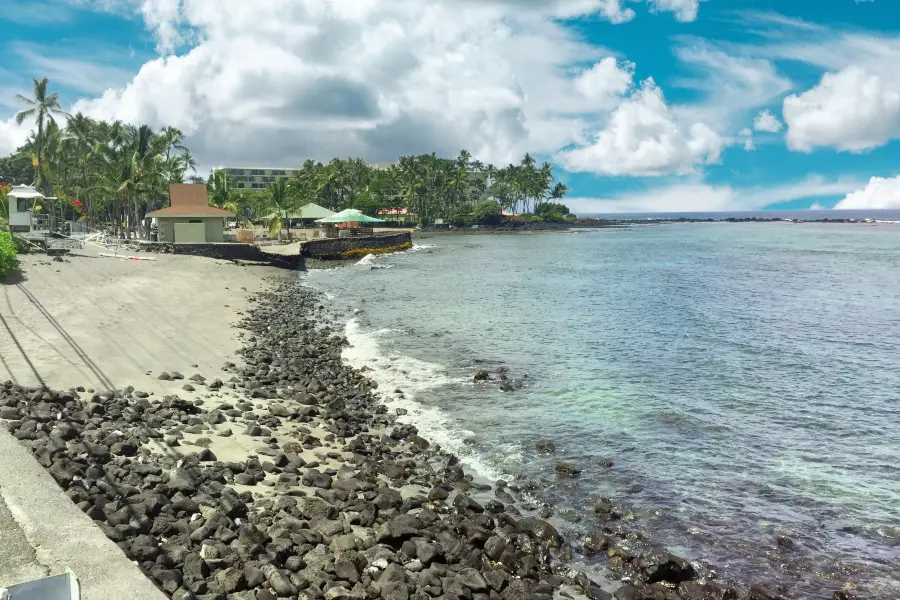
[535,439,555,454]
[555,461,581,476]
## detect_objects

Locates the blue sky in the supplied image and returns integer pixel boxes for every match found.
[1,0,899,212]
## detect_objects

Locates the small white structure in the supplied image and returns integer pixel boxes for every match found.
[5,185,51,234]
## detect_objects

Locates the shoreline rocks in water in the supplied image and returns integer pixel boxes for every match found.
[0,275,853,600]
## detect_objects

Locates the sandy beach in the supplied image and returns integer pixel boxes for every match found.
[0,246,276,392]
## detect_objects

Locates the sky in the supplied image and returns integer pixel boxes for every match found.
[1,0,899,213]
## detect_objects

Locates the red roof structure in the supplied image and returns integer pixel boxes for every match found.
[146,184,234,218]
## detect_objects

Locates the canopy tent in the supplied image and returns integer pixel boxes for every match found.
[316,209,385,224]
[263,203,335,221]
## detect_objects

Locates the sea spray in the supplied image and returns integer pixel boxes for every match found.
[341,317,510,481]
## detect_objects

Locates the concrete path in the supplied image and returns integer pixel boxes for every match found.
[0,428,167,599]
[0,491,47,586]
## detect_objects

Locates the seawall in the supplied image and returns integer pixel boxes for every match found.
[133,241,304,269]
[300,232,412,259]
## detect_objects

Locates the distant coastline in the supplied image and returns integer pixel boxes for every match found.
[410,210,900,237]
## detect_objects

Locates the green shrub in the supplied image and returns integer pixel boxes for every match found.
[13,234,29,254]
[472,200,502,225]
[0,230,21,279]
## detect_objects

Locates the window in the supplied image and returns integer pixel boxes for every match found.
[189,219,202,223]
[272,170,286,176]
[252,183,262,189]
[237,183,245,188]
[17,199,28,212]
[229,169,245,176]
[250,169,264,176]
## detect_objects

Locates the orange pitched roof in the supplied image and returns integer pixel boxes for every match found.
[146,184,234,217]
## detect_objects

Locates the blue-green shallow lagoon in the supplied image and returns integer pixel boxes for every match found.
[306,223,900,598]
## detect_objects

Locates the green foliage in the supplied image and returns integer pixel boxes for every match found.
[274,149,571,227]
[0,230,21,279]
[208,169,233,207]
[267,178,298,237]
[12,234,29,254]
[472,200,502,225]
[5,77,575,239]
[534,201,571,223]
[0,153,32,185]
[352,190,380,216]
[4,77,200,239]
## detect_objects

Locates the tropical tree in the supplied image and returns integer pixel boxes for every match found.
[208,169,234,208]
[15,77,66,226]
[5,77,574,237]
[267,177,296,240]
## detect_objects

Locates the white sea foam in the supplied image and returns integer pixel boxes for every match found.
[408,243,436,253]
[355,253,395,269]
[342,318,505,480]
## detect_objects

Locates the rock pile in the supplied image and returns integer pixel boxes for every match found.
[0,277,776,600]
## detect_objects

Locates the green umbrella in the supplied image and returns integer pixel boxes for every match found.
[316,209,385,224]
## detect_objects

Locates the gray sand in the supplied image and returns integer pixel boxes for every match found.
[0,246,276,392]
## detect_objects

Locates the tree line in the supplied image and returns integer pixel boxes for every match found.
[2,77,199,238]
[209,151,571,231]
[2,77,571,239]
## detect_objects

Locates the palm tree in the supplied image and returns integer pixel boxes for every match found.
[15,77,66,227]
[64,112,99,225]
[549,182,568,201]
[268,177,295,240]
[7,80,574,233]
[208,169,233,208]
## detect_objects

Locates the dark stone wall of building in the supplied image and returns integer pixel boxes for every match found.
[300,232,412,259]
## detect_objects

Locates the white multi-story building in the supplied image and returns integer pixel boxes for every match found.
[214,162,398,190]
[213,167,299,190]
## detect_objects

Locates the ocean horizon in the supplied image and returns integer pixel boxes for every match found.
[578,209,900,221]
[307,223,900,599]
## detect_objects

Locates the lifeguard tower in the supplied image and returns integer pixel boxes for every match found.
[6,184,51,235]
[5,184,80,254]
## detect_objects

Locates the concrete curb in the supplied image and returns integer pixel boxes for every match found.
[0,428,167,600]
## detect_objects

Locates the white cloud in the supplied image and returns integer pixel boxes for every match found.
[649,0,700,22]
[753,109,782,132]
[565,175,862,213]
[556,78,723,176]
[783,66,900,152]
[2,0,705,176]
[0,119,30,157]
[809,201,824,210]
[739,127,754,151]
[729,20,900,153]
[668,41,793,145]
[574,57,634,106]
[835,175,900,209]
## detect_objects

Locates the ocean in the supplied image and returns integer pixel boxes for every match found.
[305,222,900,598]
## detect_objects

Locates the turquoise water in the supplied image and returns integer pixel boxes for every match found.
[306,223,900,598]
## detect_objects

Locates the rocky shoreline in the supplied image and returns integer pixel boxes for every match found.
[0,275,846,600]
